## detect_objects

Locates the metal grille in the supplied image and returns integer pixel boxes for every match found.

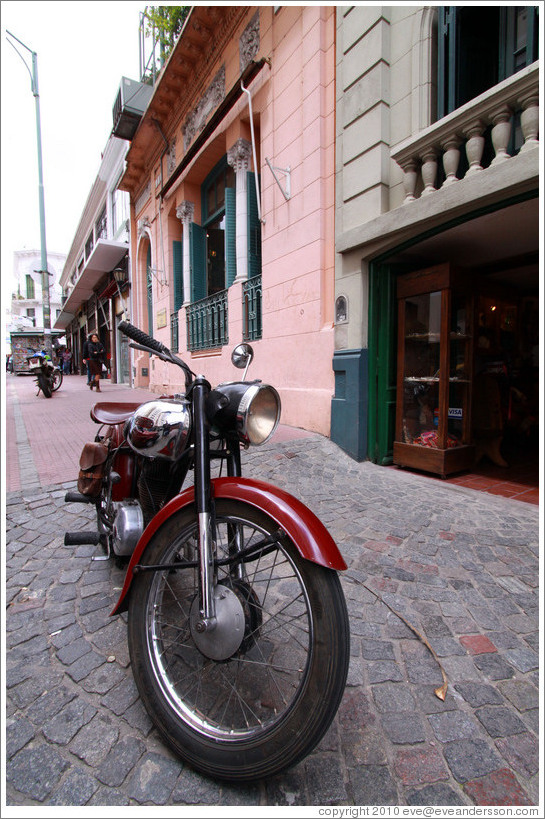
[243,275,262,341]
[187,290,228,352]
[170,311,179,352]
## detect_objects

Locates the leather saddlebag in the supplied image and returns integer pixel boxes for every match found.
[77,442,109,496]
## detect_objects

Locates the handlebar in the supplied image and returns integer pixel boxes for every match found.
[118,320,194,390]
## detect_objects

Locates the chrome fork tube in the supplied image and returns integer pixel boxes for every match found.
[192,377,217,632]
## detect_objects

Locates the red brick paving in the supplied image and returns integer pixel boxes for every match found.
[5,372,313,491]
[463,768,533,806]
[394,746,449,786]
[459,635,498,655]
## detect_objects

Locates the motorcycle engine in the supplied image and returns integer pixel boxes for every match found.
[112,500,144,557]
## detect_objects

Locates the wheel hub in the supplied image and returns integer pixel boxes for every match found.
[190,586,245,661]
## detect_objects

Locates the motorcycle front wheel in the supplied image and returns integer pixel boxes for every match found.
[128,499,350,781]
[52,370,63,391]
[37,373,52,398]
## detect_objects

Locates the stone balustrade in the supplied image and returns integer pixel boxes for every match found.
[392,63,539,203]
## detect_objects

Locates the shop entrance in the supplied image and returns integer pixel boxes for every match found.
[368,197,539,492]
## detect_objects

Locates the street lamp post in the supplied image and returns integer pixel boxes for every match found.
[6,30,52,355]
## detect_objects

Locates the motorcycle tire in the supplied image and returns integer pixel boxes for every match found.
[52,370,63,391]
[127,499,350,781]
[38,373,52,398]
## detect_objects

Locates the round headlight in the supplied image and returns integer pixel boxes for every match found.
[126,399,191,460]
[237,384,281,445]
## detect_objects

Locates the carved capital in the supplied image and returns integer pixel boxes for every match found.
[176,201,195,225]
[167,138,177,176]
[227,138,252,173]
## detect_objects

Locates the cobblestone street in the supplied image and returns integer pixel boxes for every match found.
[4,373,541,810]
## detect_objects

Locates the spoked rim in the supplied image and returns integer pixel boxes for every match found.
[144,512,314,741]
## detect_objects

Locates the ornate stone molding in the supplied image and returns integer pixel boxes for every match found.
[240,10,260,74]
[167,139,177,176]
[227,138,252,173]
[137,216,151,238]
[182,65,226,152]
[176,201,195,224]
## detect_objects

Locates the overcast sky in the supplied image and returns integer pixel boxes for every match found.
[1,0,149,306]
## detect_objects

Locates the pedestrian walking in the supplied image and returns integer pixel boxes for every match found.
[62,348,72,375]
[82,335,92,385]
[87,333,105,392]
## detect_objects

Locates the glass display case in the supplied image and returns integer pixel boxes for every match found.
[394,264,475,477]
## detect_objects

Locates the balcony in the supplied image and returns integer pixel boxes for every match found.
[392,63,539,203]
[186,290,228,352]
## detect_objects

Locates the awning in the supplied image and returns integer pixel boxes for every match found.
[54,239,128,329]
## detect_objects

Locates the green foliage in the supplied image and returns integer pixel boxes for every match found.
[142,6,190,64]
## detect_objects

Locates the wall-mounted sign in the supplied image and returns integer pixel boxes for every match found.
[156,308,167,329]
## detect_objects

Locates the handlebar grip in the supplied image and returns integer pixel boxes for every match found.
[118,321,167,355]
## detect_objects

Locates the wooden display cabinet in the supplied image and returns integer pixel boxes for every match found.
[393,263,475,477]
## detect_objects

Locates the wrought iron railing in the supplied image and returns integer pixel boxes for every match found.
[243,275,262,341]
[170,311,179,352]
[187,290,228,352]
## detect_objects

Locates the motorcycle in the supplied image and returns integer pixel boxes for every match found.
[64,321,349,782]
[26,349,63,397]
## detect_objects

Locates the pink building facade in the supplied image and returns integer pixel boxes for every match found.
[121,6,335,434]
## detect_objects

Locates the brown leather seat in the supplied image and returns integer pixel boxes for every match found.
[90,402,145,426]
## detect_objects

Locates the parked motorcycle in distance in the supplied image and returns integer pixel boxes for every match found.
[26,350,63,398]
[64,321,350,782]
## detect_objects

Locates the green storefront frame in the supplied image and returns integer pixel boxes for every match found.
[341,192,539,466]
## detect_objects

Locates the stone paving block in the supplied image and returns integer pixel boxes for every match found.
[372,682,416,713]
[497,679,539,712]
[394,746,449,787]
[7,745,70,801]
[127,751,182,804]
[454,682,504,707]
[43,698,97,744]
[171,766,223,804]
[459,634,497,654]
[96,736,147,788]
[69,713,120,766]
[473,653,515,680]
[495,732,539,778]
[381,712,426,744]
[5,716,35,758]
[428,710,481,743]
[26,684,77,724]
[463,768,533,806]
[405,783,468,805]
[305,754,349,804]
[64,650,106,683]
[504,647,539,672]
[475,706,527,738]
[48,768,99,806]
[443,738,503,783]
[349,763,398,805]
[367,660,404,684]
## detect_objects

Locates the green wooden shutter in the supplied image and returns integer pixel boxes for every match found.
[173,240,183,310]
[368,263,399,465]
[437,7,457,119]
[189,222,206,302]
[247,172,261,279]
[146,244,153,335]
[225,187,236,287]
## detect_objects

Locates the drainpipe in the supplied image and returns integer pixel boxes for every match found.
[240,80,263,224]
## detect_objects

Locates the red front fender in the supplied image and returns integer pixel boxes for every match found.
[111,476,347,615]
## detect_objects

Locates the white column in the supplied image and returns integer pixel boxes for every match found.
[176,201,194,306]
[227,138,252,284]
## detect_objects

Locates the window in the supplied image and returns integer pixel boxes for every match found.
[95,205,107,241]
[25,274,35,299]
[112,187,129,237]
[26,308,36,327]
[85,231,94,260]
[438,6,539,118]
